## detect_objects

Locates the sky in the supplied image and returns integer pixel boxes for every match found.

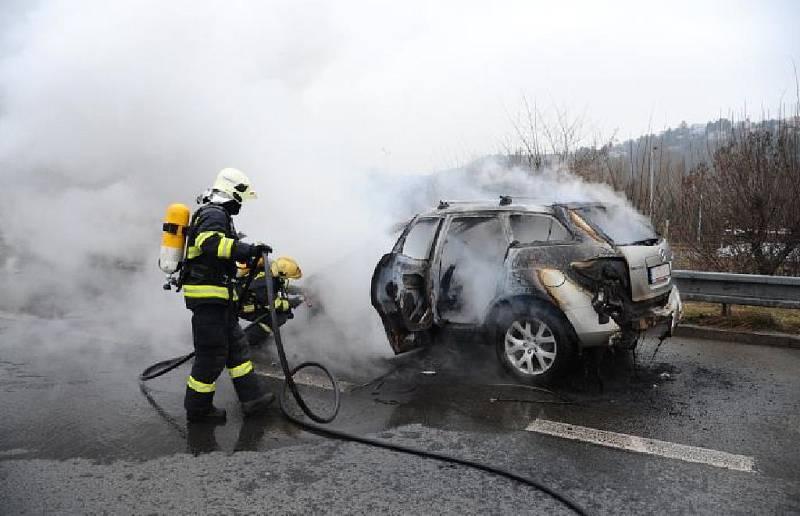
[306,0,800,171]
[2,0,797,175]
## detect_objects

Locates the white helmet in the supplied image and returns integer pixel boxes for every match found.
[211,168,258,203]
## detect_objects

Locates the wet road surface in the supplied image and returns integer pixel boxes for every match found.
[1,312,799,514]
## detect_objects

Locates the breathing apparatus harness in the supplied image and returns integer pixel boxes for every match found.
[141,250,587,515]
[160,192,242,293]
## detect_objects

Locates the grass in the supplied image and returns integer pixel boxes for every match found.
[682,302,800,334]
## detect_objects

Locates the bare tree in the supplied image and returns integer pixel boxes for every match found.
[676,116,800,274]
[506,98,587,172]
[505,94,800,276]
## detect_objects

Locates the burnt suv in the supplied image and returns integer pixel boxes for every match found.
[370,197,682,383]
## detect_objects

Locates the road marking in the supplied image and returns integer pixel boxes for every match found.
[256,369,355,392]
[525,418,755,473]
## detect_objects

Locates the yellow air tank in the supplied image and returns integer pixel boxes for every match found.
[159,203,190,274]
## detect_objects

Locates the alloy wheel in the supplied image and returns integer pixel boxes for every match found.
[503,318,557,376]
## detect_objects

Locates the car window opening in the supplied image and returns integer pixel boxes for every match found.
[401,218,439,259]
[575,205,658,245]
[438,216,507,324]
[510,214,570,243]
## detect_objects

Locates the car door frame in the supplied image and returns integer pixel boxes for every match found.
[370,215,444,353]
[429,211,513,326]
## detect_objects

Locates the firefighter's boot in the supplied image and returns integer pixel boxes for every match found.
[187,406,227,423]
[185,384,227,423]
[231,366,274,416]
[241,392,275,417]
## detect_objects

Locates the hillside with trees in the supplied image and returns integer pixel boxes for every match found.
[503,108,800,276]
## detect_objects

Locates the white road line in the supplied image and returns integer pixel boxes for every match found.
[256,369,355,392]
[525,418,755,473]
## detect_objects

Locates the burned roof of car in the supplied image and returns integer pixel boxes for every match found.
[418,198,554,217]
[388,200,614,233]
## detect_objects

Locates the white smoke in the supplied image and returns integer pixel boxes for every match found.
[0,2,647,372]
[0,1,420,368]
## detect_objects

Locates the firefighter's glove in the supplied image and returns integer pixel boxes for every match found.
[275,298,291,311]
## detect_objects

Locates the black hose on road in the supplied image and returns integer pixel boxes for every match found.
[279,402,589,515]
[139,352,195,381]
[139,252,588,515]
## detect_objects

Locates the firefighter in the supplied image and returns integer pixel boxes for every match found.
[238,256,304,346]
[182,167,274,423]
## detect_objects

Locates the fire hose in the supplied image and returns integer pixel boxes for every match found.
[139,251,588,515]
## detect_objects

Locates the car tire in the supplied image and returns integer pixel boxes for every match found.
[494,301,577,384]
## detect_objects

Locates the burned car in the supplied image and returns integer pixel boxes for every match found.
[370,197,682,383]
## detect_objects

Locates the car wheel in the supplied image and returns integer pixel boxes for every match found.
[494,302,576,384]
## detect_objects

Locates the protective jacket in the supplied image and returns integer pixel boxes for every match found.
[182,203,254,308]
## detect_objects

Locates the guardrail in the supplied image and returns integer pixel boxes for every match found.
[672,270,800,312]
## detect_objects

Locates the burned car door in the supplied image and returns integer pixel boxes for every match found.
[371,217,442,353]
[435,215,509,324]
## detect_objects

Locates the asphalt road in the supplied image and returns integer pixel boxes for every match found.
[1,312,799,514]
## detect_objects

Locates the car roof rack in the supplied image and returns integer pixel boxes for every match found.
[438,197,518,210]
[437,200,480,209]
[501,196,564,206]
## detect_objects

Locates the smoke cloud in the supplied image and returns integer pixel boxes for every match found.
[0,2,647,372]
[0,1,414,364]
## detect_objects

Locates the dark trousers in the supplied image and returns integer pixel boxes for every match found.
[184,304,264,414]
